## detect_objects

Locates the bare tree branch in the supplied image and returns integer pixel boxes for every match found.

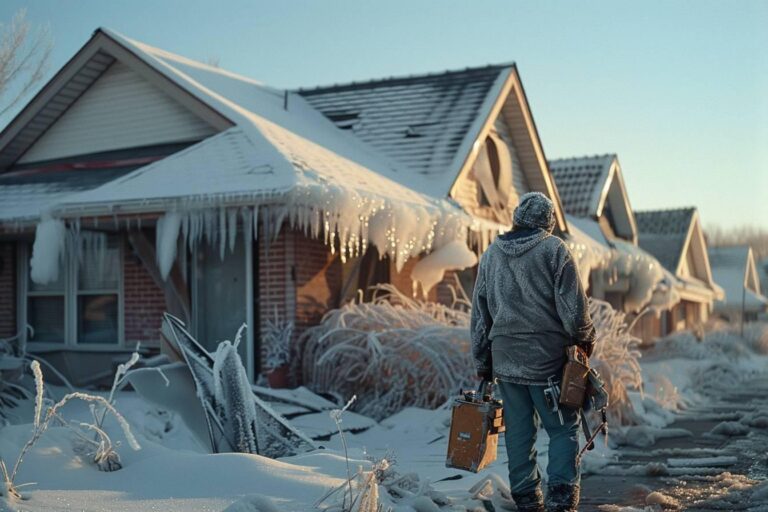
[0,9,52,117]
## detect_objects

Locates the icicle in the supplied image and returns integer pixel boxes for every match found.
[156,212,182,280]
[219,208,227,260]
[30,217,67,284]
[228,208,238,254]
[252,206,259,241]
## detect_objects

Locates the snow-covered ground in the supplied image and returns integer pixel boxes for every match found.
[1,324,767,511]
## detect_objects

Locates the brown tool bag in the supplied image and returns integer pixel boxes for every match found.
[445,381,505,472]
[559,345,590,409]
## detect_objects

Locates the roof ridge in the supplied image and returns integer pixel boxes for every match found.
[549,153,616,164]
[635,206,697,215]
[98,27,270,88]
[296,62,515,94]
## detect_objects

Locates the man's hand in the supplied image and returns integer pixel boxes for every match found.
[579,343,594,358]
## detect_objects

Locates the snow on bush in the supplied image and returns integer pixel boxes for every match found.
[589,299,644,425]
[213,334,260,454]
[650,322,768,361]
[301,287,653,424]
[299,284,473,420]
[262,309,293,371]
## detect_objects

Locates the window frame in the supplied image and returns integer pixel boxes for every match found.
[19,234,125,350]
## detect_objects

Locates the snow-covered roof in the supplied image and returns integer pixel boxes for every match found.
[549,154,636,241]
[0,167,134,223]
[635,208,696,272]
[708,246,768,312]
[297,65,512,197]
[45,29,443,215]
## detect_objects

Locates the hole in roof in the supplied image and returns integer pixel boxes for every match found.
[326,111,360,130]
[404,122,439,138]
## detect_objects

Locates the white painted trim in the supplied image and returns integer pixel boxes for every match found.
[16,243,28,345]
[448,68,514,200]
[244,215,255,382]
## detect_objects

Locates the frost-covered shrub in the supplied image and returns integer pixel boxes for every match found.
[299,284,473,420]
[741,322,768,354]
[262,309,293,371]
[589,300,644,426]
[650,322,768,360]
[213,333,259,454]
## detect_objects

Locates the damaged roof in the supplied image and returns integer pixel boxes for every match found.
[297,65,512,197]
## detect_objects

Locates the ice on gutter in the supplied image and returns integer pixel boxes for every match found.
[564,216,671,313]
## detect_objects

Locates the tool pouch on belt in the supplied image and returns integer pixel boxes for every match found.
[559,345,590,409]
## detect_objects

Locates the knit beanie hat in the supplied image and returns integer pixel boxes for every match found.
[513,192,556,232]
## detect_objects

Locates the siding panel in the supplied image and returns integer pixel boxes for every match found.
[19,62,217,163]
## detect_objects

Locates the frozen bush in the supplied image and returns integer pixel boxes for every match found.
[589,299,644,425]
[300,284,474,420]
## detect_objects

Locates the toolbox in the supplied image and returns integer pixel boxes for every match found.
[445,381,505,473]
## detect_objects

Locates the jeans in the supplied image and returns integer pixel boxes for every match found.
[496,379,581,494]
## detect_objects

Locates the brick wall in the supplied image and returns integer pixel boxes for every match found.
[294,235,342,335]
[0,241,16,338]
[123,238,166,346]
[257,228,343,375]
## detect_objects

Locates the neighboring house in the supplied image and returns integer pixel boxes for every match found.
[0,28,565,385]
[549,154,637,245]
[708,246,768,323]
[634,208,723,340]
[548,154,661,315]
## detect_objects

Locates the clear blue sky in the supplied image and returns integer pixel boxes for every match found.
[2,1,767,229]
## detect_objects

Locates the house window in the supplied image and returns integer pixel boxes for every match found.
[27,269,66,343]
[77,237,121,344]
[23,234,122,346]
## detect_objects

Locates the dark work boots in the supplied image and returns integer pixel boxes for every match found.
[546,484,580,512]
[511,487,545,512]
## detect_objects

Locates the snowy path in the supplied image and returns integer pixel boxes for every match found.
[579,374,768,511]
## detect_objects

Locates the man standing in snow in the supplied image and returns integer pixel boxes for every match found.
[471,191,596,512]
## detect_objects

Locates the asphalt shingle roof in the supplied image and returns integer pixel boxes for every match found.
[634,208,696,272]
[297,65,510,196]
[548,155,615,218]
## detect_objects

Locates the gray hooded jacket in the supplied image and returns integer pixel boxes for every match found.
[470,192,596,384]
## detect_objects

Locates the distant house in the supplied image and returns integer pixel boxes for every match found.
[634,208,723,339]
[549,154,637,244]
[708,246,768,323]
[549,154,664,314]
[0,28,565,384]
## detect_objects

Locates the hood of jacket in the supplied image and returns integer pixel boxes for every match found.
[494,227,551,257]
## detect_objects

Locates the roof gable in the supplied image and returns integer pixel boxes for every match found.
[0,29,233,170]
[17,60,217,164]
[709,245,767,306]
[636,208,715,283]
[549,154,636,241]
